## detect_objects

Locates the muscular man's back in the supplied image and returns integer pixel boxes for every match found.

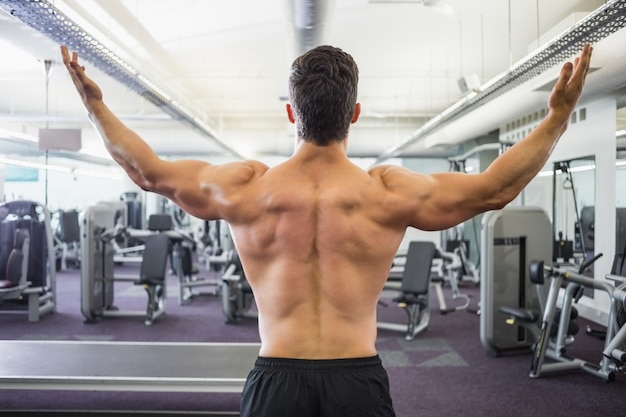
[227,144,407,359]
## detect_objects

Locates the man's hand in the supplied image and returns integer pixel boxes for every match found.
[60,45,103,110]
[547,44,593,126]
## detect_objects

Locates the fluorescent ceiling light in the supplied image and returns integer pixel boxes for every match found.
[0,156,122,180]
[0,128,38,143]
[372,0,626,165]
[0,0,245,160]
[0,156,72,173]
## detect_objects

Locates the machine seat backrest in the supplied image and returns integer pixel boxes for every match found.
[138,234,170,285]
[59,210,81,243]
[148,214,173,232]
[0,228,29,289]
[177,245,199,276]
[401,241,436,295]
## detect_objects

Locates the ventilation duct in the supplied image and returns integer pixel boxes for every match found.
[287,0,334,57]
[373,0,626,165]
[0,0,246,160]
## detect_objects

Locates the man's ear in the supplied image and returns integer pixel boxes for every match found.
[351,103,361,124]
[286,103,295,124]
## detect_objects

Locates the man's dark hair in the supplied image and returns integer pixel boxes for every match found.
[288,45,359,146]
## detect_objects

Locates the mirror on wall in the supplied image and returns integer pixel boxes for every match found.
[615,183,626,276]
[614,96,626,276]
[551,156,596,274]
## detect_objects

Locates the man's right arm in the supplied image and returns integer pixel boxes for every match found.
[378,44,593,231]
[60,45,268,221]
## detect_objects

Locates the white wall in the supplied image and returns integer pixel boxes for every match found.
[617,164,626,208]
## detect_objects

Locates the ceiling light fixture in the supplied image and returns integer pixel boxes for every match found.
[0,156,72,173]
[0,128,38,143]
[0,0,246,160]
[0,156,122,180]
[373,0,626,165]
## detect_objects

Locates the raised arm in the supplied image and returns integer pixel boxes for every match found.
[378,44,593,231]
[60,46,267,220]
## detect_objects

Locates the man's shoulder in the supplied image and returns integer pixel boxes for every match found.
[242,159,271,172]
[367,164,409,180]
[226,160,270,180]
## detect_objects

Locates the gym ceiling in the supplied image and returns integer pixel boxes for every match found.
[0,0,624,169]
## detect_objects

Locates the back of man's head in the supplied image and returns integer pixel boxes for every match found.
[288,45,359,146]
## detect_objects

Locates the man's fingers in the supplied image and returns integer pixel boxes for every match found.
[553,61,573,92]
[574,45,592,74]
[554,44,592,92]
[69,61,88,84]
[60,45,84,75]
[60,45,71,66]
[570,45,592,87]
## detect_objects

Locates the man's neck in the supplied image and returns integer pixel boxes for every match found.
[292,139,348,161]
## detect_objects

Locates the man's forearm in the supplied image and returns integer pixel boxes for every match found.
[484,110,569,203]
[85,98,159,187]
[483,43,592,203]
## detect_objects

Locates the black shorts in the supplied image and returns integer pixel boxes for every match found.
[240,355,396,417]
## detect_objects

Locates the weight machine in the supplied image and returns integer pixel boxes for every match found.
[0,200,56,322]
[81,204,176,326]
[221,250,256,324]
[378,241,436,340]
[430,242,478,314]
[527,260,625,381]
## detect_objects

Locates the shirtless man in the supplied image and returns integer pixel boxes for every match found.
[61,43,592,416]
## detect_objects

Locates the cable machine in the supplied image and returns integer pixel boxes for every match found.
[551,160,587,265]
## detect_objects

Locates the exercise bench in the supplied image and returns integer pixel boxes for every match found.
[378,241,436,340]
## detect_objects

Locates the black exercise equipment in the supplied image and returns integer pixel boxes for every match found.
[0,228,29,291]
[82,204,176,326]
[0,200,56,322]
[221,250,256,324]
[499,259,580,350]
[526,257,624,381]
[378,241,436,341]
[171,240,219,305]
[132,233,171,325]
[56,209,81,270]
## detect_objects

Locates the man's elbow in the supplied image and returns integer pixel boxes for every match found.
[488,199,509,212]
[485,191,516,211]
[125,169,155,193]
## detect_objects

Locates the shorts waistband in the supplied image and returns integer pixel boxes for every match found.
[253,355,382,372]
